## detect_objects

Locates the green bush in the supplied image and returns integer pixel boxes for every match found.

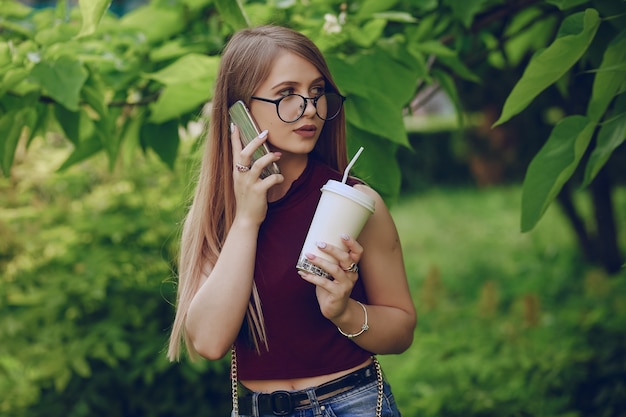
[1,142,625,416]
[0,142,232,416]
[382,188,626,417]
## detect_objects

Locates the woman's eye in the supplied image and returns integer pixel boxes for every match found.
[278,88,295,97]
[311,86,325,96]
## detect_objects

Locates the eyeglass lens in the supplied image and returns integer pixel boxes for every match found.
[279,93,342,122]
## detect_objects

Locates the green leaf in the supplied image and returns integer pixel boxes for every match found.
[345,92,409,147]
[356,0,399,19]
[81,82,108,120]
[141,121,179,169]
[0,0,32,18]
[77,0,111,37]
[437,54,480,83]
[583,94,626,186]
[372,11,418,23]
[180,0,213,13]
[144,54,220,86]
[120,107,146,169]
[54,105,80,145]
[120,5,186,43]
[0,42,11,68]
[433,69,464,130]
[411,40,456,57]
[349,19,387,48]
[149,39,208,62]
[494,9,601,126]
[58,135,103,171]
[0,108,33,176]
[34,22,79,46]
[587,30,626,122]
[70,355,92,378]
[149,78,213,123]
[346,124,401,203]
[521,115,595,232]
[30,56,88,111]
[145,54,218,122]
[215,0,250,30]
[444,0,489,28]
[327,51,413,148]
[0,68,30,96]
[545,0,590,11]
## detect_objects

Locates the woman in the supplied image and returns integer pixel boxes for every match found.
[167,25,416,417]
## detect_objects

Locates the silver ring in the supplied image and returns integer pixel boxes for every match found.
[343,262,358,273]
[235,163,251,172]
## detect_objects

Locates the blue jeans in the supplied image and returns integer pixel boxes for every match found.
[233,379,401,417]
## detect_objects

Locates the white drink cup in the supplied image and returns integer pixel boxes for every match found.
[296,179,375,278]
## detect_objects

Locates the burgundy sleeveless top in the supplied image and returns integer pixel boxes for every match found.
[234,157,372,380]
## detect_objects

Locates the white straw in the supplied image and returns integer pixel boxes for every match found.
[342,146,364,183]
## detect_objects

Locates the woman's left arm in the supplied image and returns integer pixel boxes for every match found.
[299,185,417,354]
[335,185,417,353]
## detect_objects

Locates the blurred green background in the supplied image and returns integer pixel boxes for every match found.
[1,0,625,416]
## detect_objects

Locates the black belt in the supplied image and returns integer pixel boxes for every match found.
[238,362,377,416]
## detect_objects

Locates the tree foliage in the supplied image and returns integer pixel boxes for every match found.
[1,0,624,230]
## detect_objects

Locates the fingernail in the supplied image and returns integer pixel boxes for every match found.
[297,270,306,277]
[259,130,268,139]
[230,122,235,133]
[341,233,350,241]
[305,252,315,260]
[316,241,327,249]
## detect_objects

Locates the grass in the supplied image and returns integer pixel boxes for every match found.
[380,186,626,416]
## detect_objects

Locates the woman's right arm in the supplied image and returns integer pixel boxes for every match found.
[184,127,283,360]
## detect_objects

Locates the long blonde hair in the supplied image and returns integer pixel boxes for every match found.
[167,25,349,361]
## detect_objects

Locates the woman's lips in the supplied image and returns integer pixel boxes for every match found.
[294,124,317,138]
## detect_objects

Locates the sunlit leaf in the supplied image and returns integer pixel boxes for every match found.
[372,11,418,23]
[349,19,387,48]
[494,9,600,126]
[356,0,400,19]
[0,0,32,18]
[215,0,249,30]
[0,68,31,96]
[120,5,185,43]
[77,0,111,37]
[144,54,220,86]
[149,78,213,123]
[521,115,595,231]
[30,56,88,111]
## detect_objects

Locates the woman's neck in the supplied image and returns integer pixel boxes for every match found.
[267,154,309,202]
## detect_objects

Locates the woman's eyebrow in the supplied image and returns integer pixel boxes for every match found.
[270,77,325,90]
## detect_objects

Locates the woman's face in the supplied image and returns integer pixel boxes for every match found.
[249,51,326,157]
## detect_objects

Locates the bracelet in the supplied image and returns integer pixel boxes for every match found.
[337,301,369,339]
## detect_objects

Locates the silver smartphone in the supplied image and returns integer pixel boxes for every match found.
[229,100,280,179]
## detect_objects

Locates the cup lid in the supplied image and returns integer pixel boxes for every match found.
[321,180,375,213]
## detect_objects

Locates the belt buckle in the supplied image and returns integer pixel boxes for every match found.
[270,391,293,416]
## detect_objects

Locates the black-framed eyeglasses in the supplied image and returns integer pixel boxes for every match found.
[250,92,346,123]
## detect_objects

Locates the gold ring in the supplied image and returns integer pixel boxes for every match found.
[343,263,358,273]
[235,163,251,172]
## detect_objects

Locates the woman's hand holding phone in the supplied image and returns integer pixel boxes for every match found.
[230,123,283,227]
